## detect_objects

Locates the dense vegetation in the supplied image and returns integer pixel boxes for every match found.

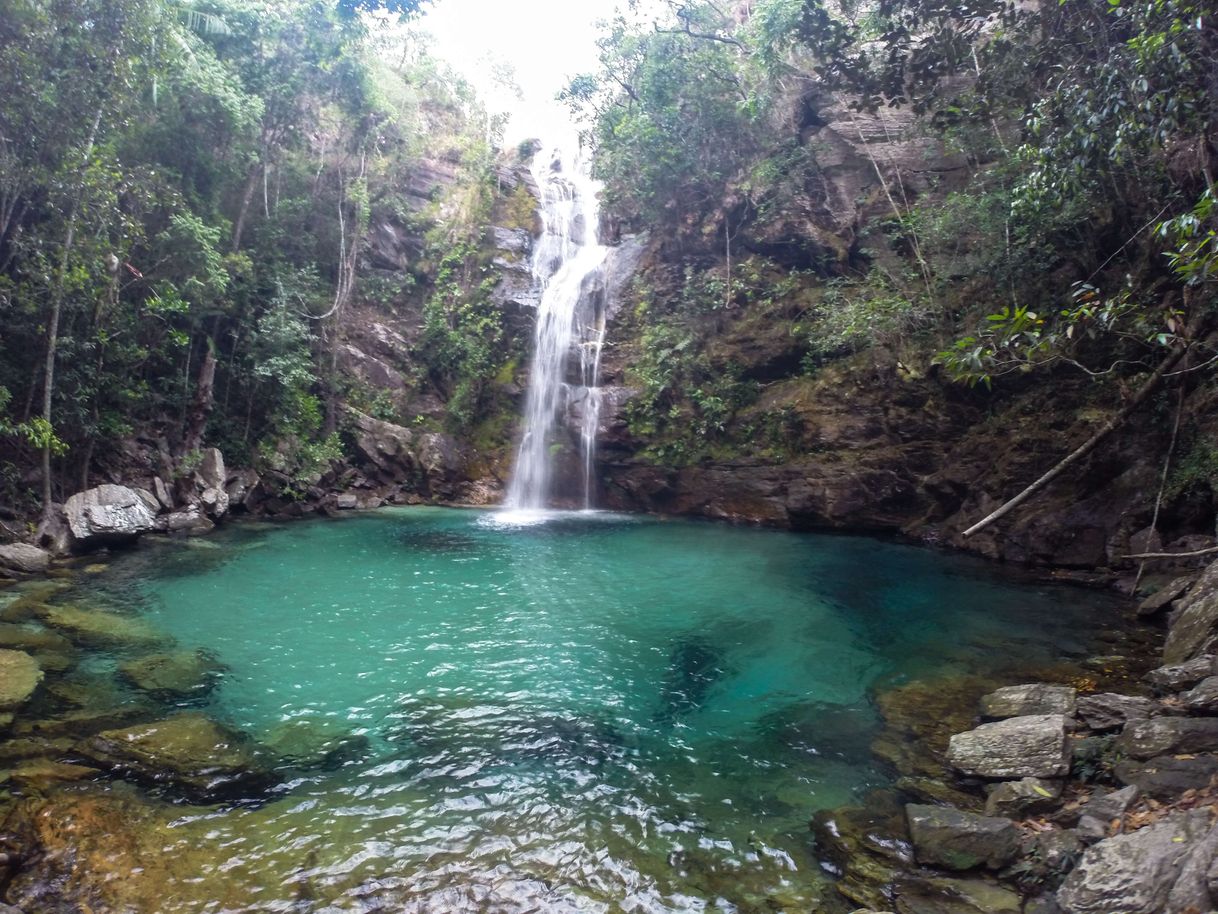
[567,0,1218,467]
[0,0,526,521]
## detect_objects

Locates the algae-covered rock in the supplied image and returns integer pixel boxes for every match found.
[77,713,275,801]
[979,684,1076,719]
[9,759,101,791]
[118,650,223,700]
[0,649,42,710]
[905,805,1021,871]
[947,715,1071,779]
[37,603,168,650]
[893,875,1022,914]
[261,718,370,770]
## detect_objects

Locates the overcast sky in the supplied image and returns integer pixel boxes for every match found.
[415,0,628,142]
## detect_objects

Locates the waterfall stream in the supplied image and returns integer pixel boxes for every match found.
[504,146,609,513]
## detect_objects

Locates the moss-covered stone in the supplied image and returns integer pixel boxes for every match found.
[37,603,169,650]
[0,650,42,710]
[118,651,224,701]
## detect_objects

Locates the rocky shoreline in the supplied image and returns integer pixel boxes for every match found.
[817,558,1218,914]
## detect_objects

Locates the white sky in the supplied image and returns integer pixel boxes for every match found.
[415,0,628,143]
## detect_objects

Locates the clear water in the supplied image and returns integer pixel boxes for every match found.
[77,508,1115,913]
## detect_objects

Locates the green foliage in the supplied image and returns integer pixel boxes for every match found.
[1166,431,1218,500]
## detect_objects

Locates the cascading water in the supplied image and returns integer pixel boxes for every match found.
[504,146,609,513]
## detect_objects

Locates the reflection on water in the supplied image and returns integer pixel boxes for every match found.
[29,507,1120,913]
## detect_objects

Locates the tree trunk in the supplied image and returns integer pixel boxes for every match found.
[231,161,262,253]
[181,341,217,456]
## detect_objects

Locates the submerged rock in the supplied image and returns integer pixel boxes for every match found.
[654,637,726,724]
[893,875,1022,914]
[37,603,168,650]
[1057,810,1214,914]
[947,715,1071,779]
[979,684,1076,719]
[905,804,1021,871]
[0,649,42,710]
[77,713,276,801]
[118,650,224,700]
[262,718,370,770]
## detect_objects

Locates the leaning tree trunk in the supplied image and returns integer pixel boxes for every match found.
[181,340,217,456]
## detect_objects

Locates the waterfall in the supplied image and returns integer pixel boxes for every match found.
[504,146,609,513]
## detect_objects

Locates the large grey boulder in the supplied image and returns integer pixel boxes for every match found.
[1117,717,1218,760]
[980,684,1076,719]
[1180,675,1218,712]
[947,715,1071,779]
[0,544,51,574]
[1057,810,1213,914]
[1115,754,1218,800]
[64,484,159,549]
[905,804,1021,871]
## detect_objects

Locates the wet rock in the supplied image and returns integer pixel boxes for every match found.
[1163,591,1218,665]
[0,650,41,710]
[1180,675,1218,711]
[947,715,1071,779]
[165,507,214,536]
[813,792,913,910]
[897,777,984,813]
[0,623,74,658]
[980,684,1076,719]
[14,704,151,739]
[0,544,51,575]
[893,875,1022,914]
[1075,692,1156,730]
[1147,655,1218,691]
[1114,754,1218,800]
[905,805,1021,871]
[118,650,224,701]
[9,759,101,791]
[1137,575,1193,617]
[262,718,370,770]
[1057,810,1212,914]
[77,713,276,801]
[64,484,159,549]
[874,675,997,779]
[1116,717,1218,760]
[36,603,168,650]
[983,777,1063,818]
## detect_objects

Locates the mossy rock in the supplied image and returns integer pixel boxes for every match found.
[118,651,224,701]
[0,650,42,711]
[36,604,169,650]
[77,713,277,802]
[261,718,370,770]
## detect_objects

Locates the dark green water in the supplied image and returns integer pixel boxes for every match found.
[77,507,1116,912]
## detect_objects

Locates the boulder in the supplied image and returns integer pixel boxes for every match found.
[905,805,1021,871]
[980,684,1076,719]
[1115,754,1218,800]
[64,484,159,549]
[1147,655,1218,691]
[9,759,101,791]
[1163,591,1218,664]
[199,486,229,519]
[0,650,42,710]
[0,544,51,574]
[152,476,174,510]
[1181,675,1218,712]
[77,713,275,801]
[947,715,1071,779]
[1057,810,1212,914]
[225,469,261,511]
[983,777,1063,818]
[37,603,169,650]
[1075,692,1156,730]
[1116,717,1218,760]
[335,493,359,510]
[196,447,226,491]
[1137,575,1194,617]
[118,650,223,701]
[164,508,214,536]
[1080,785,1140,825]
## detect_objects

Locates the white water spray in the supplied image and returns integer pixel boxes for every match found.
[504,146,609,513]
